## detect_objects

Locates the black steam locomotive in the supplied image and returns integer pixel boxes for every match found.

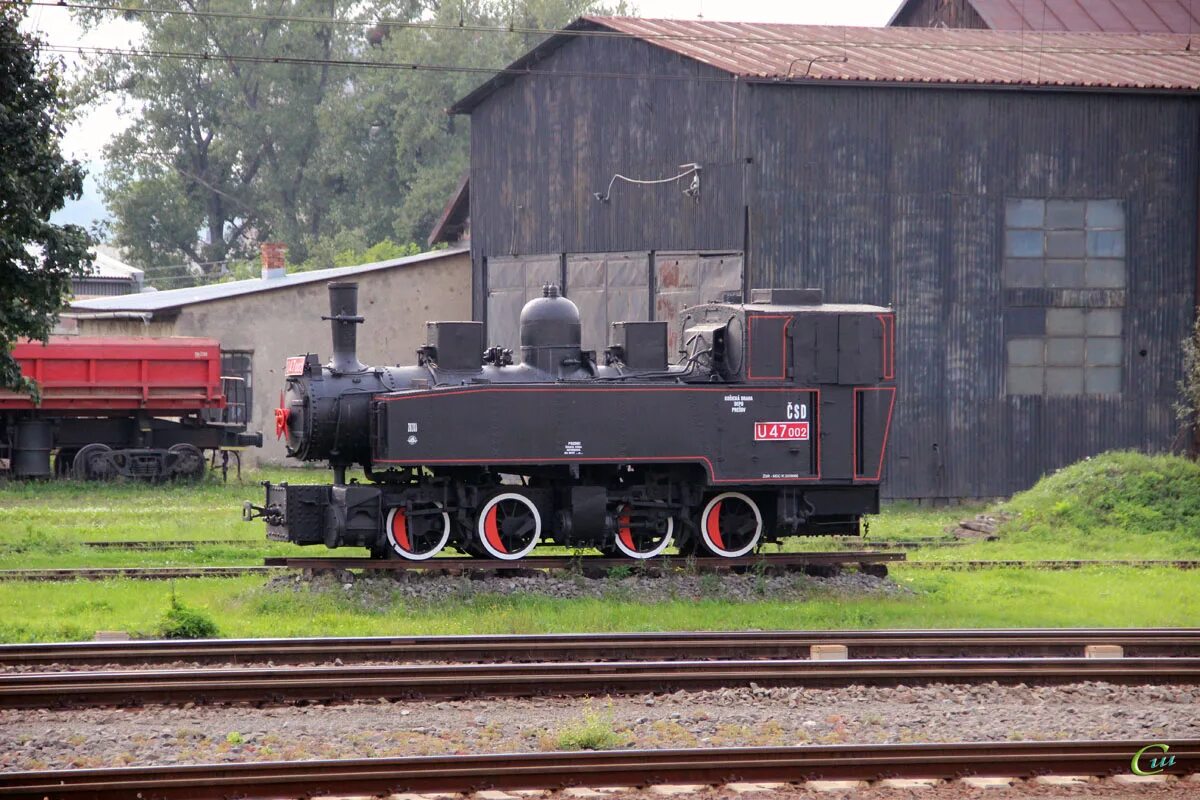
[246,281,895,560]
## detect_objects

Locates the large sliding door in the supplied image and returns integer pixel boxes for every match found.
[485,250,743,357]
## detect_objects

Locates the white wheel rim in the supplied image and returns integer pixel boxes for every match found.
[613,506,674,560]
[385,502,451,561]
[700,492,763,558]
[477,492,541,560]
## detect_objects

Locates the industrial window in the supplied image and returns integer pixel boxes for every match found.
[1002,199,1125,396]
[219,351,253,425]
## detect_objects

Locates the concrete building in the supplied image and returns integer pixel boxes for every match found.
[68,248,471,464]
[450,16,1200,501]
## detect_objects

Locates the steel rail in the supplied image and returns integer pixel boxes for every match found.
[2,628,1197,667]
[1,740,1196,799]
[0,552,902,582]
[81,540,257,550]
[4,656,1198,709]
[0,566,274,582]
[901,559,1200,570]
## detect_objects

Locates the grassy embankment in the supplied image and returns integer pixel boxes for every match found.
[0,451,1197,640]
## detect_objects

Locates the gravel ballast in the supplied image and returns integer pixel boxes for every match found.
[265,566,911,606]
[2,681,1194,771]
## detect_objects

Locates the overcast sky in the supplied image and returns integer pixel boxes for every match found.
[28,0,903,231]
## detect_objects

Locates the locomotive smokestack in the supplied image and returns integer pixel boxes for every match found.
[324,281,365,374]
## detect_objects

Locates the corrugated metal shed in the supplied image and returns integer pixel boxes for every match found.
[892,0,1200,33]
[457,15,1200,501]
[450,17,1200,113]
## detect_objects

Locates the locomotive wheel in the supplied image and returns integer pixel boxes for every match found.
[72,443,114,481]
[384,502,451,561]
[475,492,541,560]
[612,503,674,560]
[167,443,206,482]
[697,492,763,558]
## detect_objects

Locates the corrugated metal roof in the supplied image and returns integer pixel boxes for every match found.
[69,247,466,314]
[450,16,1200,112]
[965,0,1200,33]
[87,248,144,280]
[592,16,1200,87]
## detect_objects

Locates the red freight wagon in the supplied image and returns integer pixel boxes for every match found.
[1,337,262,481]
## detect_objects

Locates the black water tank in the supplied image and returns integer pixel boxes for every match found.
[519,285,581,373]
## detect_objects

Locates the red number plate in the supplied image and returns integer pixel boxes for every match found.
[754,421,810,441]
[285,356,307,376]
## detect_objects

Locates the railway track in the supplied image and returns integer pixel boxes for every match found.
[0,566,274,582]
[2,739,1196,799]
[0,552,899,581]
[901,559,1200,570]
[71,536,963,550]
[80,540,256,550]
[4,655,1198,709]
[4,555,1196,582]
[3,627,1195,667]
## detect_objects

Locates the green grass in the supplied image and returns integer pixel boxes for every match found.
[0,567,1194,642]
[905,451,1200,563]
[0,467,335,568]
[550,702,631,751]
[0,450,1197,642]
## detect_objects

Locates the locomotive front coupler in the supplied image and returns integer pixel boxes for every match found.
[242,500,283,526]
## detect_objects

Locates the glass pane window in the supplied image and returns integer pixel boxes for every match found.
[220,351,253,426]
[1003,198,1125,397]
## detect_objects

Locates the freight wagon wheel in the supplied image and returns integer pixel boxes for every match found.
[384,502,451,561]
[475,492,542,560]
[612,503,674,560]
[697,492,763,558]
[167,444,206,482]
[72,443,114,481]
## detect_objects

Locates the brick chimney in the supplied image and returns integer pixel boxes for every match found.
[260,242,287,279]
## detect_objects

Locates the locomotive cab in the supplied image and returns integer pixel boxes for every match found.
[248,281,895,561]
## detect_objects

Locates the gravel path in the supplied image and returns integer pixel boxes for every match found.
[2,681,1193,772]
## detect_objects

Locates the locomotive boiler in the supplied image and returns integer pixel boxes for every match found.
[246,281,896,560]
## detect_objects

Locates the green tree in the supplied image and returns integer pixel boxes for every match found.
[0,5,92,392]
[77,0,618,278]
[363,0,621,243]
[77,0,365,278]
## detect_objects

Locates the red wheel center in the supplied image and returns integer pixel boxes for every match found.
[617,507,635,551]
[390,508,412,552]
[705,500,727,551]
[483,505,508,553]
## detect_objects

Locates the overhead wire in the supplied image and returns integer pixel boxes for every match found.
[24,36,1199,88]
[18,0,1200,58]
[30,42,743,83]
